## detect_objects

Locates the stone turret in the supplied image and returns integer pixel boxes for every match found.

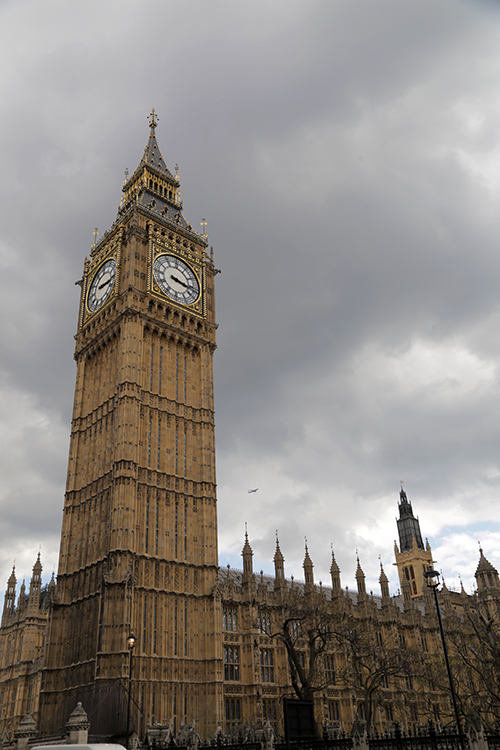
[330,547,342,598]
[47,572,56,604]
[441,578,453,614]
[14,713,37,750]
[28,553,42,610]
[355,556,367,601]
[475,548,500,593]
[241,529,254,587]
[379,561,390,604]
[401,575,412,609]
[273,534,285,591]
[2,567,16,623]
[18,581,27,613]
[303,543,314,593]
[65,702,90,745]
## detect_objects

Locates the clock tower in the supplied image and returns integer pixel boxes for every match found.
[39,111,222,736]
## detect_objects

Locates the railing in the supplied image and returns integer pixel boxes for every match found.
[369,727,462,750]
[146,734,461,750]
[486,732,500,750]
[157,730,462,750]
[276,738,353,750]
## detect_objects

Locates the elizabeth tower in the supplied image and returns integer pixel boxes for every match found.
[40,112,222,735]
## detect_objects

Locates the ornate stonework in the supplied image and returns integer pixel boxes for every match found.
[38,113,222,737]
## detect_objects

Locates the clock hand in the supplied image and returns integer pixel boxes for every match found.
[98,278,112,290]
[170,274,190,289]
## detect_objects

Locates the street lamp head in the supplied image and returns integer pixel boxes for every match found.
[423,569,440,588]
[127,632,136,650]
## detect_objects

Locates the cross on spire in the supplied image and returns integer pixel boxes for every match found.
[148,108,159,128]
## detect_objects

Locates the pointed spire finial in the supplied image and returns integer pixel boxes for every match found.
[201,218,207,237]
[399,481,408,502]
[148,108,159,128]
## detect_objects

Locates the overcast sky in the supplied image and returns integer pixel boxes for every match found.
[1,0,500,600]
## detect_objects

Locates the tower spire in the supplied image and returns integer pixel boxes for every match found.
[397,484,424,551]
[139,110,172,177]
[330,544,342,598]
[303,540,314,593]
[379,558,390,602]
[273,531,285,589]
[355,554,367,599]
[2,565,16,621]
[242,526,254,584]
[28,552,42,609]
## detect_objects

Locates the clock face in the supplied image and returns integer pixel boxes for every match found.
[153,254,200,305]
[87,259,117,313]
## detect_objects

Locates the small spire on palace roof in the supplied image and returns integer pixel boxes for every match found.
[242,525,253,555]
[379,558,388,583]
[273,531,284,562]
[330,545,340,573]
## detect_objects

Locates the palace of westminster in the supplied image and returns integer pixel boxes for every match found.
[0,113,498,743]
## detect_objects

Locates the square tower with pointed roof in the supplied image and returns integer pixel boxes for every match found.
[39,111,222,737]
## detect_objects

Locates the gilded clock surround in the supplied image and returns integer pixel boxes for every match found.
[149,240,205,315]
[79,229,123,328]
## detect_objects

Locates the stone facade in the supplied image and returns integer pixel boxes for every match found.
[37,112,220,739]
[0,557,53,733]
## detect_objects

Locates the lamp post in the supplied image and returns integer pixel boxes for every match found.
[423,570,465,750]
[126,632,136,748]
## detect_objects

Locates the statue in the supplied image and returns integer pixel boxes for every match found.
[465,710,488,750]
[187,720,201,750]
[261,720,274,750]
[178,723,190,747]
[164,718,174,747]
[214,726,224,745]
[352,716,368,750]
